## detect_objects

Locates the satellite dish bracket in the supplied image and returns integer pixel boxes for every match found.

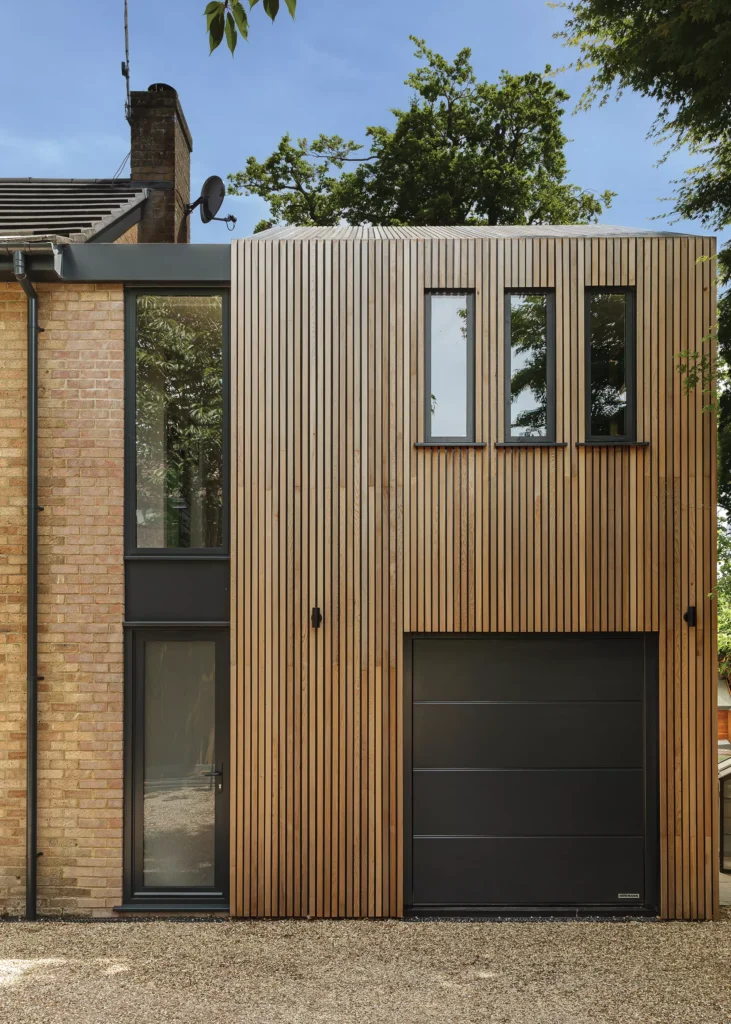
[184,175,238,230]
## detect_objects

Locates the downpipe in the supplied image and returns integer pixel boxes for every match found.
[12,251,41,921]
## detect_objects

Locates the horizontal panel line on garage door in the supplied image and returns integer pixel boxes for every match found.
[413,699,643,705]
[413,767,643,772]
[413,834,645,840]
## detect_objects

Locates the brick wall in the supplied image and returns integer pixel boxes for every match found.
[0,282,125,917]
[131,85,192,243]
[0,283,28,915]
[114,223,138,244]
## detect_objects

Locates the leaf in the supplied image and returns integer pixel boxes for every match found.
[225,11,237,54]
[284,0,296,15]
[208,9,225,52]
[263,0,280,21]
[232,1,249,39]
[204,1,223,29]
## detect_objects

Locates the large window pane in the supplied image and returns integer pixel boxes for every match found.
[588,292,629,437]
[135,294,224,548]
[428,293,473,440]
[508,292,549,438]
[143,640,216,888]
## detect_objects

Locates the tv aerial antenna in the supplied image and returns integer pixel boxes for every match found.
[121,0,131,124]
[185,176,238,231]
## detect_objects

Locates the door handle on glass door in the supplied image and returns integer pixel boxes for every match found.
[200,765,224,791]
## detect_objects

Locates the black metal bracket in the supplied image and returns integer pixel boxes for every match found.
[683,606,697,627]
[311,607,323,629]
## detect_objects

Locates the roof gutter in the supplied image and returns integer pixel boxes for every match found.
[12,250,41,921]
[1,240,63,279]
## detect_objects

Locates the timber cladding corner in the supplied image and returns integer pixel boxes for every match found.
[229,229,718,920]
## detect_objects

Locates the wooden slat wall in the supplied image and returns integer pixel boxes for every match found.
[230,233,718,920]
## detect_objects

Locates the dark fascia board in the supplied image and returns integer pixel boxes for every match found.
[61,243,231,283]
[0,243,231,284]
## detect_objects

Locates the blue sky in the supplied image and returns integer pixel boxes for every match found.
[0,0,725,245]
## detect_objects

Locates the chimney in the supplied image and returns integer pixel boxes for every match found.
[130,83,193,243]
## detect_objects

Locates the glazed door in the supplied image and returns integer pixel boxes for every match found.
[127,629,229,908]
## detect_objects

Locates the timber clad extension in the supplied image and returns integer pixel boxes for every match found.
[230,228,717,920]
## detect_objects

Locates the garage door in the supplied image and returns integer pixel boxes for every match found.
[409,635,657,912]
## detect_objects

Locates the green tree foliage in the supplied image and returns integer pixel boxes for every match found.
[136,295,224,549]
[508,295,550,436]
[586,292,629,436]
[553,1,731,143]
[228,38,614,230]
[204,0,296,56]
[554,0,731,511]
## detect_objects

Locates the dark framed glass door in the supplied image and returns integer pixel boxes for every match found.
[125,628,229,907]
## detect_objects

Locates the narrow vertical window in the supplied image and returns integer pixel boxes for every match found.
[586,290,635,440]
[426,292,475,442]
[135,293,224,549]
[505,291,555,441]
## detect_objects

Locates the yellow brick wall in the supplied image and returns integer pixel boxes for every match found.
[0,282,125,917]
[113,224,138,244]
[0,283,28,914]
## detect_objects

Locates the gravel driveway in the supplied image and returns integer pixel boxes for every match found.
[0,918,729,1024]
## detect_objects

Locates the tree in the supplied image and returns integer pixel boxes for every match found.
[204,0,296,55]
[508,294,550,436]
[553,1,731,143]
[136,295,224,549]
[554,0,731,510]
[228,38,614,231]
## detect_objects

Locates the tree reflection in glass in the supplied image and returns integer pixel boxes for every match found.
[509,292,549,437]
[589,292,627,437]
[135,294,224,548]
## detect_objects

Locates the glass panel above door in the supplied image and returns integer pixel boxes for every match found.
[143,639,216,888]
[135,294,224,548]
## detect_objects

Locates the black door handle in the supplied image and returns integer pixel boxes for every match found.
[200,764,224,791]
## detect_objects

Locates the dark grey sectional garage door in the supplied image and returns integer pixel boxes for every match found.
[409,635,657,911]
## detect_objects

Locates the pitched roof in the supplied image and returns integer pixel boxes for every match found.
[0,178,159,243]
[252,224,706,240]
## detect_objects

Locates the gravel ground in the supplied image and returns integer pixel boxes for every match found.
[0,917,729,1024]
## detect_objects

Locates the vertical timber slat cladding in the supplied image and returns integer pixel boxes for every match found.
[230,231,717,920]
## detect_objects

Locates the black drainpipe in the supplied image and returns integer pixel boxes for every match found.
[12,250,40,921]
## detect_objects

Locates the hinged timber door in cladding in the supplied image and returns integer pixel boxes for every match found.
[230,237,407,917]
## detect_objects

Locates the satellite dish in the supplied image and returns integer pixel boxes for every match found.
[200,175,225,223]
[185,175,237,230]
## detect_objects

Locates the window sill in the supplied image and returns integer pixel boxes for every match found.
[114,902,229,913]
[124,552,230,561]
[414,441,487,449]
[576,441,649,448]
[495,442,567,449]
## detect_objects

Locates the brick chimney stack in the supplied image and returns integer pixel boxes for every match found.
[130,83,193,243]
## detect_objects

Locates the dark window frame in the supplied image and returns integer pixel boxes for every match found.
[122,624,230,909]
[585,287,636,443]
[124,287,230,558]
[424,290,476,444]
[503,289,556,444]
